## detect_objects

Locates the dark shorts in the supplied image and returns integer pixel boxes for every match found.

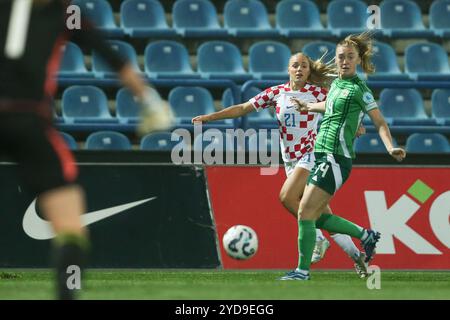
[307,152,352,195]
[0,111,78,195]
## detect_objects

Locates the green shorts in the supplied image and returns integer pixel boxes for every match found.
[307,152,353,195]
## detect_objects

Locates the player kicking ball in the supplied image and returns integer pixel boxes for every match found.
[280,32,406,281]
[193,52,371,278]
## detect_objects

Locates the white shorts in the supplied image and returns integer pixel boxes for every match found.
[284,152,315,177]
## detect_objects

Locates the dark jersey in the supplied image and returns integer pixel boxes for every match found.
[0,0,126,102]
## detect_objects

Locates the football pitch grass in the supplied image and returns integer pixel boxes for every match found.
[0,270,449,300]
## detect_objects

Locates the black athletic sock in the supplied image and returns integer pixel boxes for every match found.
[53,233,89,300]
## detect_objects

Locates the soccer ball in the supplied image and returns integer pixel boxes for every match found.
[222,225,258,260]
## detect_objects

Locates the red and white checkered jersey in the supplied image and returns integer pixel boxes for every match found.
[249,82,328,162]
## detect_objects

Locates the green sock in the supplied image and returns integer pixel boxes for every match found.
[315,213,364,239]
[297,220,316,271]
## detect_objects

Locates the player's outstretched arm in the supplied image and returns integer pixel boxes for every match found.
[192,102,255,123]
[368,108,406,162]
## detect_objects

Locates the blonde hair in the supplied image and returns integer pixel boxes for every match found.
[290,53,336,88]
[337,31,376,74]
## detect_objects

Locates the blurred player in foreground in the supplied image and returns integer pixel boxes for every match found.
[0,0,172,299]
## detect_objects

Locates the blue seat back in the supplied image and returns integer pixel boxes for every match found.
[92,40,140,75]
[222,88,234,108]
[116,88,141,120]
[120,0,168,28]
[432,89,450,119]
[430,0,450,30]
[276,0,323,29]
[140,132,184,151]
[327,0,368,29]
[145,41,194,74]
[224,0,271,29]
[249,41,291,73]
[372,41,401,73]
[354,133,396,153]
[59,42,87,74]
[72,0,117,28]
[406,133,449,153]
[85,131,132,150]
[173,0,220,28]
[62,86,112,120]
[380,0,425,29]
[60,132,78,150]
[168,87,215,118]
[379,89,427,119]
[405,43,450,74]
[197,41,245,73]
[302,41,336,62]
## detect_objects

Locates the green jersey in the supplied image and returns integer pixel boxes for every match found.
[315,75,378,158]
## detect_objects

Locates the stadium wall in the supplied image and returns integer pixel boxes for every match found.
[0,152,448,270]
[207,166,450,270]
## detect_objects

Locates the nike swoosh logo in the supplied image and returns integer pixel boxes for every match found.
[22,197,157,240]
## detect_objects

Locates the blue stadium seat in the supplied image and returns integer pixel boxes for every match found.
[354,133,396,153]
[276,0,330,38]
[62,86,117,124]
[406,133,449,153]
[405,43,450,81]
[172,0,227,37]
[248,41,291,80]
[145,41,199,79]
[120,0,176,37]
[242,86,263,103]
[367,41,409,80]
[72,0,124,37]
[221,88,235,108]
[85,131,132,150]
[169,87,217,124]
[327,0,369,37]
[223,0,278,37]
[60,132,78,150]
[379,89,436,126]
[430,0,450,38]
[432,89,450,125]
[197,41,251,81]
[92,41,141,78]
[302,41,336,62]
[140,132,184,151]
[380,0,433,38]
[58,42,92,78]
[116,88,141,124]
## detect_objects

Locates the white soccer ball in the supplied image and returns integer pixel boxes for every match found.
[222,225,258,260]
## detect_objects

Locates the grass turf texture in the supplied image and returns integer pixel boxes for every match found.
[0,270,449,300]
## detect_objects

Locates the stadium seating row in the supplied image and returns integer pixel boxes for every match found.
[60,40,450,82]
[56,85,450,128]
[72,0,450,39]
[62,130,450,154]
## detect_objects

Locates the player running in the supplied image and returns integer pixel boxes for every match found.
[0,0,172,299]
[192,52,370,277]
[280,32,406,281]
